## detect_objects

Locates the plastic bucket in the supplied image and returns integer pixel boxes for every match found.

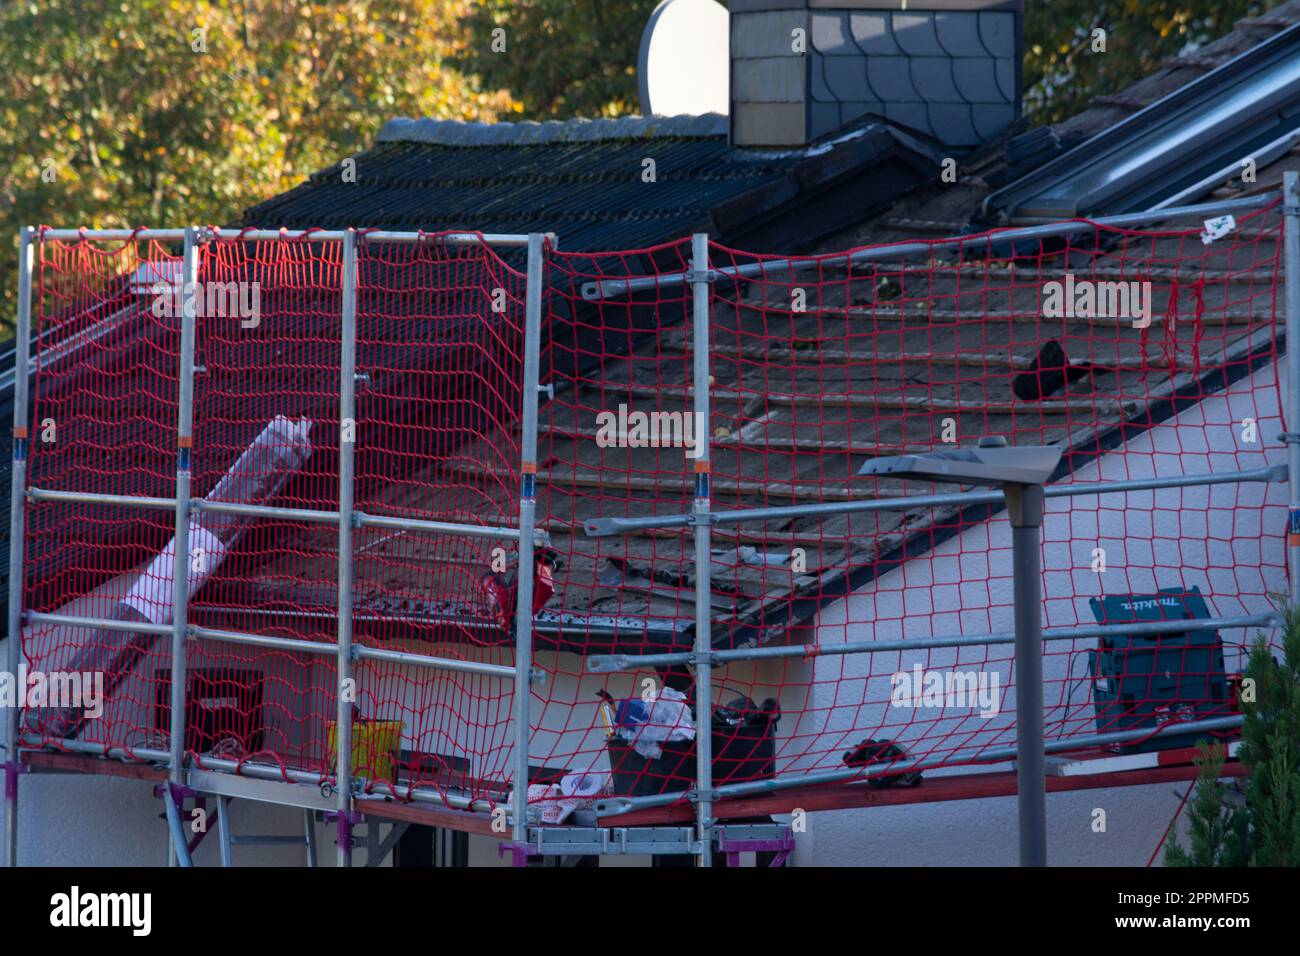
[326,719,403,783]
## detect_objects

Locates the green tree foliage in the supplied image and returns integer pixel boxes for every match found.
[1235,606,1300,865]
[1166,607,1300,866]
[1163,744,1250,867]
[1023,0,1281,125]
[0,0,516,330]
[463,0,660,120]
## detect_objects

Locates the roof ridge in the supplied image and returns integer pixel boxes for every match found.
[377,113,729,147]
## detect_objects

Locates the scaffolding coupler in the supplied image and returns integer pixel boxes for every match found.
[689,650,718,669]
[714,824,796,867]
[497,839,540,867]
[154,781,198,806]
[2,760,27,801]
[325,808,363,850]
[687,788,722,805]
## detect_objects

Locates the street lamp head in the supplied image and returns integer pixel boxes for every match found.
[857,436,1062,487]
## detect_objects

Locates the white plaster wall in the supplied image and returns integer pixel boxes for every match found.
[11,772,327,866]
[794,357,1287,865]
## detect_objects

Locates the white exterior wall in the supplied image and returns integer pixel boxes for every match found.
[791,357,1287,865]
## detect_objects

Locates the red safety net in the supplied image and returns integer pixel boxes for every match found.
[21,230,528,807]
[16,204,1289,819]
[531,206,1286,807]
[23,235,184,752]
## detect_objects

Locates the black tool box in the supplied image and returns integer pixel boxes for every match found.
[1087,587,1230,753]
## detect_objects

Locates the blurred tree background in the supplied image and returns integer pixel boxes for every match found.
[1022,0,1279,123]
[0,0,517,330]
[0,0,1289,336]
[463,0,658,118]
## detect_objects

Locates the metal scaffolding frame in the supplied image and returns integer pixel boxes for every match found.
[1,179,1296,867]
[576,187,1296,864]
[2,226,548,868]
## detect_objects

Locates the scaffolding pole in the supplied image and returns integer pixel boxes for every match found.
[584,464,1284,538]
[21,487,537,542]
[335,228,360,866]
[580,192,1280,301]
[589,612,1278,672]
[1285,171,1300,605]
[511,233,545,846]
[35,228,543,246]
[690,233,714,867]
[165,227,200,866]
[3,226,33,868]
[1005,482,1047,866]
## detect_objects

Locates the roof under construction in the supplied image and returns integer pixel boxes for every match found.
[4,1,1297,863]
[204,3,1300,664]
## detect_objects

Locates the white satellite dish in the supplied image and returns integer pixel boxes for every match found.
[637,0,729,117]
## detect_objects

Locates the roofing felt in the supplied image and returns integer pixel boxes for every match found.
[212,192,1285,671]
[487,207,1285,651]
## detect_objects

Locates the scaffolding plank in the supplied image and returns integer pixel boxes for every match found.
[597,759,1248,826]
[356,798,499,838]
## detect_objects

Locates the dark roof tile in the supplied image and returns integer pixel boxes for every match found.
[241,117,938,255]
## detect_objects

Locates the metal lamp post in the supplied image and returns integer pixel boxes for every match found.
[860,437,1062,866]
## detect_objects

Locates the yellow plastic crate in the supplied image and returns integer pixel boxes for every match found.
[326,719,403,783]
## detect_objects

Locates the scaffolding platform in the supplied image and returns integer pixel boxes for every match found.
[17,740,1246,837]
[598,748,1247,826]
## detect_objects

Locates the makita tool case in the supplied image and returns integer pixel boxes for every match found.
[1087,587,1230,753]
